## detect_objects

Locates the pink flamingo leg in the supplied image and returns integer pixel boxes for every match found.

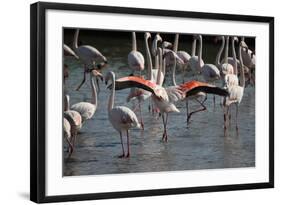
[118,132,125,158]
[126,130,130,158]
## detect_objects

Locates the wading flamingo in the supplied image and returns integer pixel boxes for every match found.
[105,71,141,158]
[73,29,107,91]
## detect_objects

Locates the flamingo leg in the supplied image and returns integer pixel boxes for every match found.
[126,130,130,158]
[187,96,207,123]
[76,66,87,91]
[186,100,189,124]
[213,95,216,109]
[65,137,74,158]
[165,113,168,142]
[138,101,144,130]
[182,64,185,83]
[118,132,125,158]
[235,103,239,135]
[224,105,229,137]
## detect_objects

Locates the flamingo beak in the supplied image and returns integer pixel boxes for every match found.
[92,70,104,81]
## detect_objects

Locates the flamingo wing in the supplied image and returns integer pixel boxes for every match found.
[110,76,158,95]
[179,80,229,98]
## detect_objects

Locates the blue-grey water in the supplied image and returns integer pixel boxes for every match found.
[63,32,255,176]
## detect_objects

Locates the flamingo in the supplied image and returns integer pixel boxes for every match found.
[72,29,107,91]
[71,70,103,123]
[128,32,145,75]
[105,71,141,158]
[223,41,246,135]
[64,94,82,156]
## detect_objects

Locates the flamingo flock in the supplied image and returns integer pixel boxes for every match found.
[63,29,255,158]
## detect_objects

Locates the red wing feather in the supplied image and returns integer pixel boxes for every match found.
[114,76,158,96]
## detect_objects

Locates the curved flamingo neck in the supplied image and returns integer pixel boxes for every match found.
[238,43,245,88]
[224,36,229,64]
[232,37,238,75]
[173,34,179,52]
[108,73,115,112]
[191,38,197,57]
[73,29,79,50]
[145,35,153,80]
[90,74,97,106]
[132,32,137,51]
[215,36,225,68]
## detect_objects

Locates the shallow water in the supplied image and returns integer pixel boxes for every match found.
[63,31,255,176]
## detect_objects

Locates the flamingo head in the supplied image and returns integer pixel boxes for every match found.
[144,32,151,39]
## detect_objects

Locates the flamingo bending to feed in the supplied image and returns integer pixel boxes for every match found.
[128,32,145,75]
[64,95,82,156]
[73,29,107,91]
[105,71,141,158]
[71,70,103,123]
[223,41,246,135]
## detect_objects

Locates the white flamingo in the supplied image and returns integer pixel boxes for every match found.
[105,71,141,158]
[151,33,164,85]
[128,32,145,75]
[223,41,246,135]
[71,70,103,123]
[73,29,107,91]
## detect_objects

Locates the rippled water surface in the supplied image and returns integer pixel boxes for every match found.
[63,31,255,176]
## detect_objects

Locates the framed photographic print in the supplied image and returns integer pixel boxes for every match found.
[30,1,274,203]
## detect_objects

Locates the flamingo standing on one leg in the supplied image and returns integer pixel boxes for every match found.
[71,70,103,123]
[105,71,141,158]
[128,32,145,76]
[72,29,107,91]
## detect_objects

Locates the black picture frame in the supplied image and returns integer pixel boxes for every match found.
[30,1,274,203]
